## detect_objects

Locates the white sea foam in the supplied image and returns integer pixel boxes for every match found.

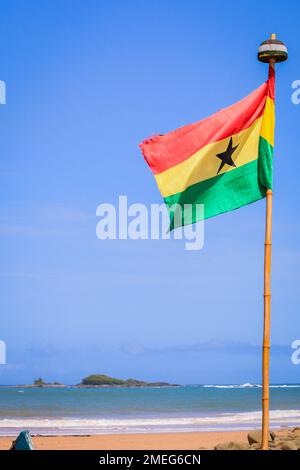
[0,409,299,435]
[203,383,260,388]
[203,383,300,389]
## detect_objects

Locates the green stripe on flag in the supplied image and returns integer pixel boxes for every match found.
[258,136,274,190]
[165,158,268,230]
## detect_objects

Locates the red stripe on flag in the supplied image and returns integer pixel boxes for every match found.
[267,65,275,100]
[140,81,270,175]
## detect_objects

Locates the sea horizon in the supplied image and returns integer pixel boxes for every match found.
[1,382,300,387]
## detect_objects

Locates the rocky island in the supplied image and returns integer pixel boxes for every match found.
[79,374,178,387]
[2,374,178,388]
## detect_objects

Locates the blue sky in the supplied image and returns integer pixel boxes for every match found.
[0,0,299,384]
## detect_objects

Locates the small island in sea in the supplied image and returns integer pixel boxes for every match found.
[79,374,178,387]
[2,374,179,388]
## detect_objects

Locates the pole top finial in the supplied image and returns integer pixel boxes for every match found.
[258,35,288,63]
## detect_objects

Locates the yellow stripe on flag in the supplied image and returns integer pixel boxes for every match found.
[155,116,263,198]
[260,96,275,147]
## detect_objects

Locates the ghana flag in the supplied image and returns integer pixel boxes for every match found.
[140,67,275,230]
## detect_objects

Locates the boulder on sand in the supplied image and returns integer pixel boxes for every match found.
[275,440,298,450]
[291,428,300,438]
[294,439,300,449]
[247,430,275,445]
[214,441,249,450]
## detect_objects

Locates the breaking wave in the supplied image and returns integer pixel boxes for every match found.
[0,409,299,435]
[203,383,300,389]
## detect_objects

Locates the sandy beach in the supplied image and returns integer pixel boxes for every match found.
[0,430,265,450]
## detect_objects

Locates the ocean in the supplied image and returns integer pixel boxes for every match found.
[0,384,299,435]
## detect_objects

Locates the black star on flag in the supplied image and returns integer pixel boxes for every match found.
[216,137,239,174]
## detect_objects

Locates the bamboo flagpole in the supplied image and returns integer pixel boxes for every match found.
[261,49,275,453]
[261,185,273,450]
[258,33,288,450]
